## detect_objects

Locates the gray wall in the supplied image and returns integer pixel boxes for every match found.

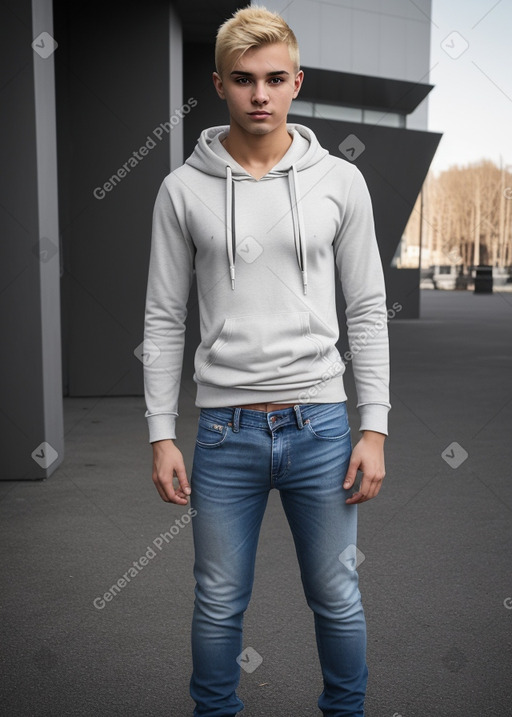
[54,0,174,398]
[0,0,64,480]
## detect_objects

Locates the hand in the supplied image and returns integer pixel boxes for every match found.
[151,439,191,505]
[343,430,386,504]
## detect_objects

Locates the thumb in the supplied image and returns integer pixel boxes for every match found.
[343,457,359,489]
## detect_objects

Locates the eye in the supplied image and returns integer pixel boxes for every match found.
[269,77,285,84]
[235,77,250,85]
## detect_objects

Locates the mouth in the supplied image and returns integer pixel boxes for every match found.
[248,111,271,118]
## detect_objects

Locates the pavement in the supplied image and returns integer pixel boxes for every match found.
[1,289,511,717]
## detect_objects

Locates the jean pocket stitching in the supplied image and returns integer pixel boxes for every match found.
[305,422,351,441]
[196,423,229,448]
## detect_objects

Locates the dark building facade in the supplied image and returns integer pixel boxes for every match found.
[1,0,440,479]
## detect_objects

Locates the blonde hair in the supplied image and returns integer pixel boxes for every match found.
[215,5,300,76]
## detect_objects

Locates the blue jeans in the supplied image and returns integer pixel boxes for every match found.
[189,403,368,716]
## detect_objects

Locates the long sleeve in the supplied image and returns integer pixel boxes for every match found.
[143,178,195,443]
[334,167,391,435]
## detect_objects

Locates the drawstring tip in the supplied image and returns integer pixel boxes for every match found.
[302,271,308,295]
[230,266,236,291]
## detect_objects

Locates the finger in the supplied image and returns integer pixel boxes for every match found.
[345,491,366,504]
[153,470,189,505]
[164,477,189,504]
[365,473,384,500]
[346,475,383,503]
[343,460,359,489]
[346,476,371,504]
[172,485,190,503]
[174,463,191,496]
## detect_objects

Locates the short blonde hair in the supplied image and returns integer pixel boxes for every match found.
[215,5,300,76]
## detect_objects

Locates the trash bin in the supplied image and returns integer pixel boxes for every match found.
[474,265,493,294]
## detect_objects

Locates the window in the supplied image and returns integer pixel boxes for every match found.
[290,101,405,128]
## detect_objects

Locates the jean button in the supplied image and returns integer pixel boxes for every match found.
[271,416,277,422]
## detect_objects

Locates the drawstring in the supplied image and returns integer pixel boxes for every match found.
[225,164,307,295]
[288,165,308,295]
[225,166,236,290]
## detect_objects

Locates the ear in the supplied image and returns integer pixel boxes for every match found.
[292,70,304,99]
[213,71,226,100]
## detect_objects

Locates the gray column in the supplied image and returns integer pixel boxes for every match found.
[0,0,64,479]
[169,3,184,171]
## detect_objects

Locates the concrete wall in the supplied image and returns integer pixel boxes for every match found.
[0,0,64,479]
[54,0,174,398]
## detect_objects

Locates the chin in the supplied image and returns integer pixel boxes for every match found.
[249,126,273,135]
[244,120,280,134]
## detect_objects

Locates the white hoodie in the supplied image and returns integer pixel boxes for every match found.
[143,124,390,442]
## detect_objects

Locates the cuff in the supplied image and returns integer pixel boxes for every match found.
[358,403,390,436]
[147,414,177,443]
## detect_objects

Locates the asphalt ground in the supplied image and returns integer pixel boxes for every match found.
[1,289,511,716]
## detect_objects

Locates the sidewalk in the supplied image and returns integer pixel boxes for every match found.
[0,289,511,716]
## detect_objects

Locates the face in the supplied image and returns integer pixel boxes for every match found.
[213,42,303,137]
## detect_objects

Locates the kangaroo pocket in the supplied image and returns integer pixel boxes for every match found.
[195,311,339,389]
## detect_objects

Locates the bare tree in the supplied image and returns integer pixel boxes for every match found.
[402,160,512,274]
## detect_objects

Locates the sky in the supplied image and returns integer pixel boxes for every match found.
[427,0,512,174]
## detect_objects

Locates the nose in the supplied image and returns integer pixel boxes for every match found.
[252,80,269,105]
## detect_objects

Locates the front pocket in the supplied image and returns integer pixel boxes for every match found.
[196,312,333,389]
[305,404,351,441]
[306,422,351,441]
[195,420,229,448]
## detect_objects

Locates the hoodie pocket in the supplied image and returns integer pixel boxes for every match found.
[196,312,336,388]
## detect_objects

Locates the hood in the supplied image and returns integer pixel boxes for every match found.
[186,125,329,294]
[186,123,328,178]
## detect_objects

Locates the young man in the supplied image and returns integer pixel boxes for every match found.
[143,6,390,716]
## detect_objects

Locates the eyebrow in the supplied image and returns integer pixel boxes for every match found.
[229,70,290,77]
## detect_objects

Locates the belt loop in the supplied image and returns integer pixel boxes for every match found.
[233,407,241,433]
[294,404,304,429]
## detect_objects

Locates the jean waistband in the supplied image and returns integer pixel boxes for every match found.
[199,402,346,432]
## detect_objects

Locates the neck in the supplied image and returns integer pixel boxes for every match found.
[222,121,292,172]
